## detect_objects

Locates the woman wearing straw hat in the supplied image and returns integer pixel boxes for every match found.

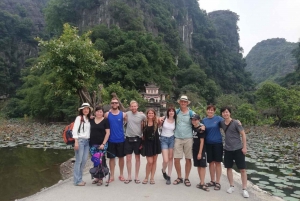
[72,103,93,186]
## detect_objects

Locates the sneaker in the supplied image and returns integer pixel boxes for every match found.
[242,189,249,198]
[166,177,171,185]
[162,169,167,180]
[227,186,235,194]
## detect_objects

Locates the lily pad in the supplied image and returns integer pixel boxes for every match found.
[283,197,299,201]
[290,194,300,198]
[250,177,261,181]
[259,181,270,185]
[272,192,286,197]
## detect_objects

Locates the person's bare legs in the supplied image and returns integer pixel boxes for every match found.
[145,156,153,181]
[185,158,192,179]
[168,149,173,176]
[109,158,115,182]
[174,158,181,178]
[162,149,169,173]
[135,154,141,180]
[227,168,234,186]
[125,154,132,180]
[215,162,221,183]
[209,161,216,182]
[119,157,125,179]
[240,169,247,189]
[150,154,158,180]
[198,167,206,185]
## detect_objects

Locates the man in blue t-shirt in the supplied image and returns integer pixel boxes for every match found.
[104,97,127,183]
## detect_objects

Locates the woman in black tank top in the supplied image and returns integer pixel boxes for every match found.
[141,108,161,184]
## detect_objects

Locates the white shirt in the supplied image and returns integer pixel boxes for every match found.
[161,118,175,137]
[72,115,91,139]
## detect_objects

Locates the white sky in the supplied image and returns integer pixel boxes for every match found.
[199,0,300,56]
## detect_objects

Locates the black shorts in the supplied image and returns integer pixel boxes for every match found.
[107,141,125,158]
[124,137,142,155]
[206,143,223,163]
[192,146,207,167]
[224,149,246,169]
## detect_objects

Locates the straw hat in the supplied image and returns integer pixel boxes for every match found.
[78,103,93,112]
[177,95,191,104]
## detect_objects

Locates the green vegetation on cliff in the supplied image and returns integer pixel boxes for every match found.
[245,38,297,84]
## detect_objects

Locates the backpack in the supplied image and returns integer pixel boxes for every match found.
[89,165,109,179]
[62,116,84,145]
[176,108,194,118]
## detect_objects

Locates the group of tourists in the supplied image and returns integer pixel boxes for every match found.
[71,95,249,198]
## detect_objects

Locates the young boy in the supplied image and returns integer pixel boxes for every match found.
[220,106,249,198]
[191,114,209,192]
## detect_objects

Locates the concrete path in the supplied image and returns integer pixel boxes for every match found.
[19,155,283,201]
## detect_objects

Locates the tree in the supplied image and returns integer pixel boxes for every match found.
[256,82,300,126]
[35,23,104,109]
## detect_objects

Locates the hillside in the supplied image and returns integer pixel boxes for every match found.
[0,0,47,97]
[245,38,297,84]
[1,0,255,120]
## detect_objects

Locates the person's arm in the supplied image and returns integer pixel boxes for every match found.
[99,120,110,150]
[123,112,127,122]
[198,138,204,160]
[240,130,247,155]
[199,123,205,132]
[72,116,81,150]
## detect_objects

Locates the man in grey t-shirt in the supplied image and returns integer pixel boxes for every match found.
[123,100,146,184]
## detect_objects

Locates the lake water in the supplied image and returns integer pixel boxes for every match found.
[0,147,73,201]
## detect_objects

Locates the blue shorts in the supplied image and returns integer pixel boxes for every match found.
[160,135,175,150]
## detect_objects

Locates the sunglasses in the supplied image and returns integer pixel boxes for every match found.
[111,102,119,104]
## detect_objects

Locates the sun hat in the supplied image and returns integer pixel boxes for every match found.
[78,103,93,112]
[190,114,200,120]
[177,95,191,104]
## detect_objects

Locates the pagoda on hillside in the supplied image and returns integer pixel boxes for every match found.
[141,83,167,116]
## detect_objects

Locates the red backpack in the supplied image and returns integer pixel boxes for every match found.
[62,116,84,145]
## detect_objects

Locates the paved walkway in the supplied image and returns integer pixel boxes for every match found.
[19,155,283,201]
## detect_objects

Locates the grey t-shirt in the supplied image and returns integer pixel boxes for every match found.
[125,111,146,137]
[220,120,244,151]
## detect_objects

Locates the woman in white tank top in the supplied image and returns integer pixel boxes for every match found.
[160,107,176,185]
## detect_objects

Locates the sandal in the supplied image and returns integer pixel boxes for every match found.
[76,182,85,186]
[173,178,183,185]
[92,179,99,184]
[118,176,125,181]
[197,183,210,191]
[97,180,103,186]
[150,179,155,185]
[184,179,191,187]
[214,183,221,190]
[124,180,132,184]
[206,181,216,187]
[134,179,141,184]
[142,179,148,184]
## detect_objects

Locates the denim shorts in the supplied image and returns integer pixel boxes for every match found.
[160,135,175,150]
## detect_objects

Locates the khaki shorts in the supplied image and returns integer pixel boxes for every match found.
[174,138,193,159]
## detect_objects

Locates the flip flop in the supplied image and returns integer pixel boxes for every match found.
[134,179,141,184]
[124,180,132,184]
[142,179,148,184]
[106,178,114,183]
[118,176,125,181]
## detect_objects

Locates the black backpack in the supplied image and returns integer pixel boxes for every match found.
[89,165,109,179]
